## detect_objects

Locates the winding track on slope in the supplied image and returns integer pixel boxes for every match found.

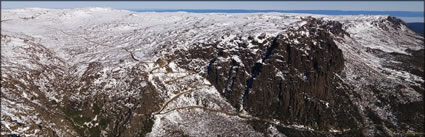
[144,61,356,134]
[46,26,355,135]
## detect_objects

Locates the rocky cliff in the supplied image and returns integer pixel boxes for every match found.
[1,8,424,137]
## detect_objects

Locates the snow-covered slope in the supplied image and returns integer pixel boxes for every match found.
[1,8,423,137]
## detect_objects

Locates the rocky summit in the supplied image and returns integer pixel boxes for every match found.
[1,8,424,137]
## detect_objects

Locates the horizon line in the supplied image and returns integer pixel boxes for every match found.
[2,7,424,13]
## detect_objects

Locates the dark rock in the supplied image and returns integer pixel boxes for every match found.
[174,18,367,136]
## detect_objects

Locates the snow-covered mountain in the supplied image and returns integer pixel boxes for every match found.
[1,8,423,137]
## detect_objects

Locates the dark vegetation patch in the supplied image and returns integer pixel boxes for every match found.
[138,116,154,137]
[62,102,108,137]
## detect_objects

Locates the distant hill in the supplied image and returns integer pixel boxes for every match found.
[407,23,424,35]
[133,9,424,17]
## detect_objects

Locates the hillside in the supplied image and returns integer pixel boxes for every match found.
[1,8,424,137]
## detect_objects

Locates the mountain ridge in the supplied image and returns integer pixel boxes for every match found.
[1,8,424,137]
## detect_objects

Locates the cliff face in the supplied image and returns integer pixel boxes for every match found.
[1,8,424,137]
[175,18,365,136]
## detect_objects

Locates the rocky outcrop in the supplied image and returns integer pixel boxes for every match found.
[2,8,423,137]
[174,19,367,136]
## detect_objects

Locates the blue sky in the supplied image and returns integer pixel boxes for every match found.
[2,1,424,11]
